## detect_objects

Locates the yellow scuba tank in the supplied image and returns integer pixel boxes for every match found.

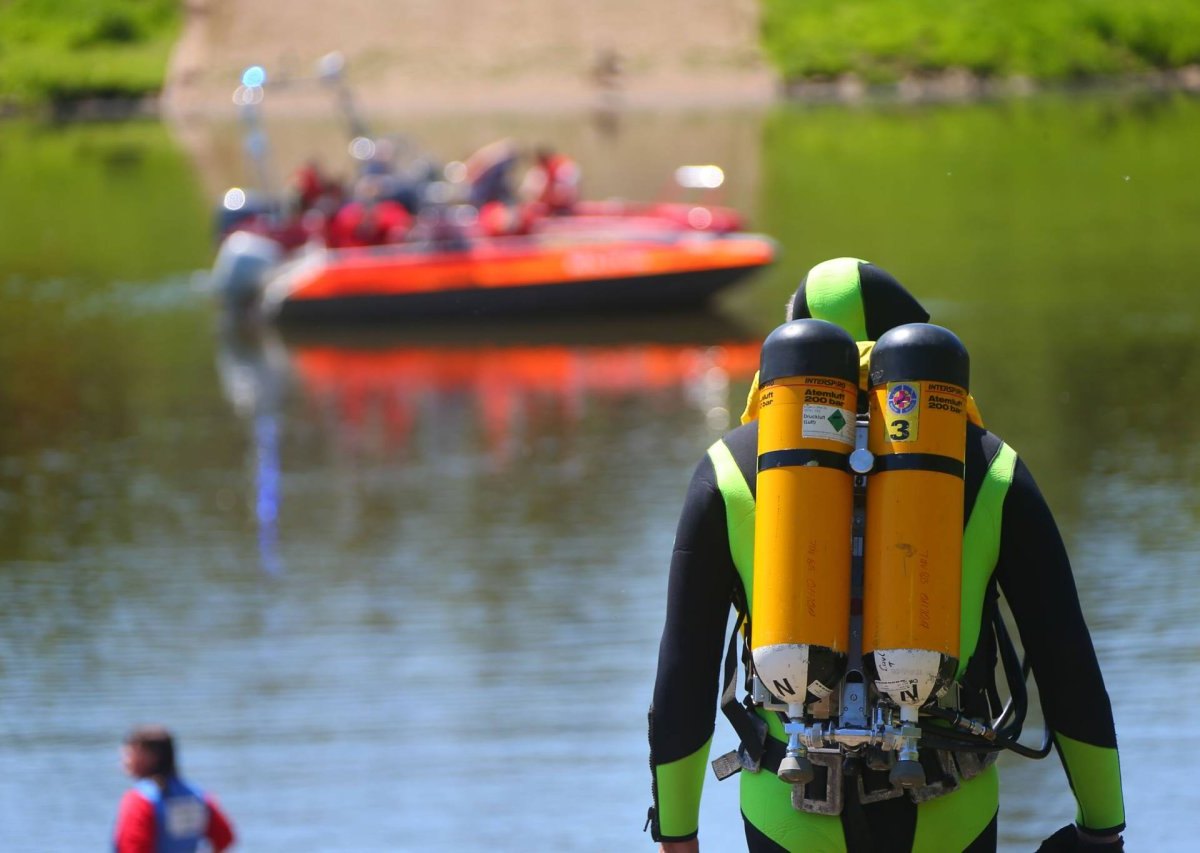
[751,319,859,783]
[863,323,970,787]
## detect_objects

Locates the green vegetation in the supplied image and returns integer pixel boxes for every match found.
[761,0,1200,83]
[0,0,180,105]
[5,1,1200,106]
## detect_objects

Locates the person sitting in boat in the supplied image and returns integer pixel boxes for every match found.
[377,158,439,216]
[326,175,413,248]
[465,138,520,208]
[519,146,582,215]
[463,138,536,237]
[407,203,472,253]
[353,136,428,215]
[289,159,339,213]
[284,159,345,246]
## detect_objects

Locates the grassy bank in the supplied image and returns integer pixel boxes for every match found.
[762,0,1200,84]
[4,0,1200,110]
[0,0,180,107]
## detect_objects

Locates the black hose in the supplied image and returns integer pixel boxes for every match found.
[916,731,1006,753]
[922,706,1052,760]
[992,611,1030,736]
[986,609,1054,757]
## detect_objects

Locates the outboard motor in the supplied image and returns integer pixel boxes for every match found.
[209,230,283,313]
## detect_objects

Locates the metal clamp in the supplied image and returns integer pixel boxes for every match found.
[791,751,844,815]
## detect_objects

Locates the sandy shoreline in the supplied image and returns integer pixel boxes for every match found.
[161,0,779,120]
[17,0,1200,123]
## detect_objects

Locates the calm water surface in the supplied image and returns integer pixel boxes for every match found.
[1,91,1198,851]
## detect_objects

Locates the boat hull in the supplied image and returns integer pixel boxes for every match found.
[260,232,776,323]
[273,262,764,322]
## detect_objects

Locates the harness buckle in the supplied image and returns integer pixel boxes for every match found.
[711,750,742,781]
[710,740,766,781]
[738,740,763,773]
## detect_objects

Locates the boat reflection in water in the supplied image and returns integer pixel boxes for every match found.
[216,322,293,576]
[215,313,763,573]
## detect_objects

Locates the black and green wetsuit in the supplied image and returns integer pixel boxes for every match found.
[648,418,1124,851]
[646,258,1125,852]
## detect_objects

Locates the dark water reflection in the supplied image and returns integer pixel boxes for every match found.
[2,92,1199,851]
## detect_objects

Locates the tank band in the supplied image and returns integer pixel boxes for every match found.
[871,453,964,479]
[758,449,850,473]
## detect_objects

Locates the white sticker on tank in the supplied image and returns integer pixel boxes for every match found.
[875,678,919,694]
[802,404,854,445]
[753,643,810,703]
[807,679,834,699]
[873,648,946,704]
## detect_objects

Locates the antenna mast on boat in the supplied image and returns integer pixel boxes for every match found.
[233,65,276,201]
[317,52,372,143]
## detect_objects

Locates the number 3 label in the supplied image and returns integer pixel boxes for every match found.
[889,419,909,440]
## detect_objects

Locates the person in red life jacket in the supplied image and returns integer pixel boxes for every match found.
[326,175,413,248]
[519,146,582,215]
[289,159,331,212]
[278,159,345,248]
[113,725,236,853]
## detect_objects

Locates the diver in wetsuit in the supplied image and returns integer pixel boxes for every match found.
[646,258,1125,852]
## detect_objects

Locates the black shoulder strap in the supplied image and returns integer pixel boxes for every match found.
[718,606,768,764]
[963,423,1003,522]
